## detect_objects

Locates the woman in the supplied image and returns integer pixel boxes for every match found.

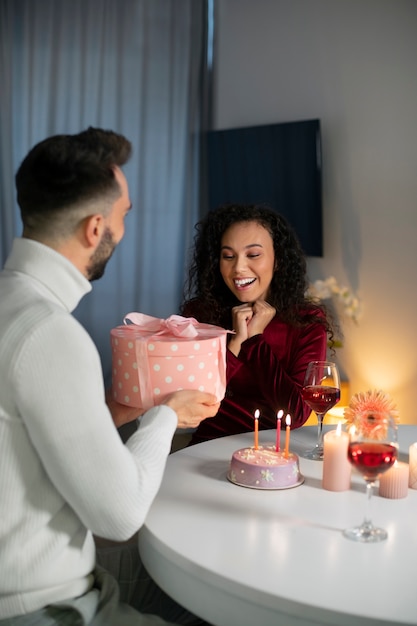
[181,203,335,444]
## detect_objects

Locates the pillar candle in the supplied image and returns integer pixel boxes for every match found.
[379,461,409,499]
[409,443,417,489]
[322,422,351,491]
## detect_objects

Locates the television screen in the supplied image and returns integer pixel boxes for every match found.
[206,118,323,256]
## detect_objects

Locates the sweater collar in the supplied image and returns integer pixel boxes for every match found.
[5,238,92,312]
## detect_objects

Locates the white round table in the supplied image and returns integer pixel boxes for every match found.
[139,425,417,626]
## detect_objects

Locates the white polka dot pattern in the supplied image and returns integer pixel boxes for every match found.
[110,326,227,409]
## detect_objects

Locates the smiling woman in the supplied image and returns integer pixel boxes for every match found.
[220,221,275,301]
[180,203,336,444]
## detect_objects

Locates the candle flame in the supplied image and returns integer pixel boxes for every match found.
[285,414,291,426]
[254,409,260,419]
[336,421,342,435]
[277,409,283,419]
[349,424,356,437]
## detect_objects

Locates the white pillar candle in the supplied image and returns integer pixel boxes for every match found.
[379,461,409,499]
[322,423,351,491]
[408,443,417,489]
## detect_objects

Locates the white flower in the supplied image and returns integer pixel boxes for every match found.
[307,276,361,324]
[260,469,275,482]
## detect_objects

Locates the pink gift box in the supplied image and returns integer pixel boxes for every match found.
[110,313,228,409]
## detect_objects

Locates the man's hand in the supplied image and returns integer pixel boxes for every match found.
[106,389,143,428]
[164,390,220,429]
[106,388,219,430]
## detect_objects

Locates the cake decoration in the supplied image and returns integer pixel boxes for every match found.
[227,444,304,490]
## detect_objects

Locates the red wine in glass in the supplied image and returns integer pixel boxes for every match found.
[301,361,341,460]
[343,414,398,543]
[348,442,397,481]
[302,385,340,415]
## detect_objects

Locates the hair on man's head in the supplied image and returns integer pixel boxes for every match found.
[15,127,132,238]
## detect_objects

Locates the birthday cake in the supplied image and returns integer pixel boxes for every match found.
[227,445,304,490]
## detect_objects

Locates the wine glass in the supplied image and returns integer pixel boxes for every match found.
[343,413,398,543]
[301,361,341,460]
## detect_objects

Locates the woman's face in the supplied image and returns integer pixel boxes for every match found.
[219,220,275,302]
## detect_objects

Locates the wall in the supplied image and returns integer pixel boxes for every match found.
[213,0,417,423]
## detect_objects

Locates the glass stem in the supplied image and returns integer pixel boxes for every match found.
[316,413,324,448]
[363,481,374,531]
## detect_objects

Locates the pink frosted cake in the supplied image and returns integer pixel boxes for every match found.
[227,444,304,490]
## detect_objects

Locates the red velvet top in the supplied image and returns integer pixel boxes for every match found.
[183,305,327,445]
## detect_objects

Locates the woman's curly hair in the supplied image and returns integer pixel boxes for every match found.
[181,203,335,342]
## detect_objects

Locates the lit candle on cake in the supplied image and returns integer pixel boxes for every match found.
[379,460,409,499]
[276,409,283,452]
[409,443,417,489]
[322,421,351,491]
[284,414,291,458]
[254,409,260,450]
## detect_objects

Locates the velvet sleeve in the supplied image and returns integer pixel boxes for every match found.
[226,319,327,429]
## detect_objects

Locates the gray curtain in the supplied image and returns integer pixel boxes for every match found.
[0,0,210,382]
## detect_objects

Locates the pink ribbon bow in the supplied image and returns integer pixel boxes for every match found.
[123,312,227,339]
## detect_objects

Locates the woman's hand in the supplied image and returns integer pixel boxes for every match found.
[228,300,276,356]
[247,299,276,337]
[228,303,254,355]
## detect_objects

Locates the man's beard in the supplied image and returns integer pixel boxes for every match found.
[86,227,117,281]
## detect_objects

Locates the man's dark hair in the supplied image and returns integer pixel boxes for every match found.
[15,127,132,237]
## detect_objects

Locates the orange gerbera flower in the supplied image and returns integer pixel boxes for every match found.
[343,389,399,439]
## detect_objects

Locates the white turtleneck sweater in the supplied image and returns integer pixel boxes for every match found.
[0,238,177,619]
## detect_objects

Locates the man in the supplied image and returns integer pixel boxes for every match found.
[0,128,219,625]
